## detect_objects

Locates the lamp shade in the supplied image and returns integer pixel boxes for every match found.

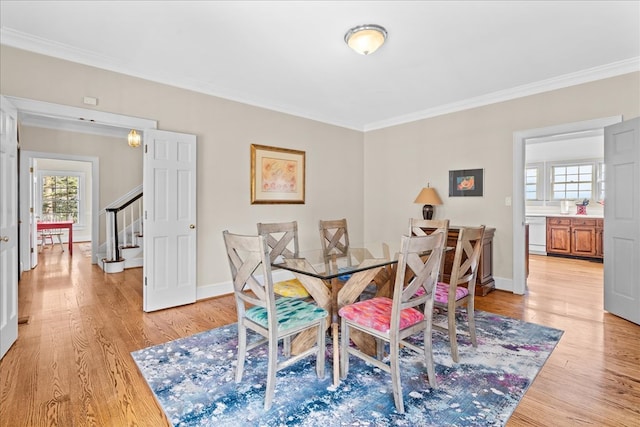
[414,187,443,205]
[344,24,387,55]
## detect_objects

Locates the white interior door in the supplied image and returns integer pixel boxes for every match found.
[604,117,640,325]
[143,129,197,312]
[1,96,19,359]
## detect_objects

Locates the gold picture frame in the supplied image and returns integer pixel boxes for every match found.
[251,144,306,204]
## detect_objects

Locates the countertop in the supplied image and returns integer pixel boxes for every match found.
[525,213,603,218]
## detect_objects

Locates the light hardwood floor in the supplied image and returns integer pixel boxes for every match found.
[1,245,638,426]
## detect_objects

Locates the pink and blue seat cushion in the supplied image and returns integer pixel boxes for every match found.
[338,297,424,333]
[414,282,470,303]
[245,297,327,331]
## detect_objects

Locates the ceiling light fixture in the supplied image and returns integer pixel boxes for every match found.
[344,24,387,55]
[127,129,141,148]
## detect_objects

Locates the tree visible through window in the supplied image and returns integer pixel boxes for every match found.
[41,175,79,222]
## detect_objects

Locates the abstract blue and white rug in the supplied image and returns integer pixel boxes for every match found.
[131,311,563,426]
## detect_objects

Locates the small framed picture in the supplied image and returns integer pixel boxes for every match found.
[449,169,484,197]
[251,144,305,204]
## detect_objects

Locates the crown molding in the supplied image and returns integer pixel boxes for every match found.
[3,28,638,133]
[363,58,640,132]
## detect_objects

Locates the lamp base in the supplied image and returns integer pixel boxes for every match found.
[422,205,434,220]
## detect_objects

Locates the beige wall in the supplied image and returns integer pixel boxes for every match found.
[1,46,364,294]
[363,72,640,288]
[3,45,638,295]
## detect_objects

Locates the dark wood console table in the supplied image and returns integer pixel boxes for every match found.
[426,226,496,296]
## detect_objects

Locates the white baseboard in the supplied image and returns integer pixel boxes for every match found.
[494,276,516,294]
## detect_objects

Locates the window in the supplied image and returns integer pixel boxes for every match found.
[39,172,83,223]
[525,164,543,200]
[551,163,594,200]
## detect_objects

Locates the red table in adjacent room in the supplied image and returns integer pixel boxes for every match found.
[37,220,74,255]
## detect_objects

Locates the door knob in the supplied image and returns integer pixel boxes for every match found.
[0,236,9,242]
[190,224,196,229]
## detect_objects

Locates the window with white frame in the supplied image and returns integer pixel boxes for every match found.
[550,162,594,201]
[39,171,84,225]
[525,163,543,200]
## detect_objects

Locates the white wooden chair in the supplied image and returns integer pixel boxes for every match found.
[222,230,327,410]
[39,229,65,252]
[257,221,309,299]
[339,232,445,414]
[434,225,485,362]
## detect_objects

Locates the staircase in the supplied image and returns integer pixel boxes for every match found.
[98,188,144,273]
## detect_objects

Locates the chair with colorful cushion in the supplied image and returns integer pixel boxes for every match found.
[222,230,327,410]
[339,232,445,414]
[409,218,449,282]
[257,221,309,299]
[433,225,485,363]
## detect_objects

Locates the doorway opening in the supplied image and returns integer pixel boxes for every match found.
[512,116,622,295]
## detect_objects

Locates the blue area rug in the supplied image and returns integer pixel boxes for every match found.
[131,311,563,426]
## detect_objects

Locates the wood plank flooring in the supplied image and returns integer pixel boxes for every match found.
[1,245,638,426]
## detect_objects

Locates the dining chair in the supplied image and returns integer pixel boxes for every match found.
[257,221,309,299]
[319,218,353,281]
[339,232,445,414]
[434,225,485,363]
[409,218,449,282]
[222,230,327,410]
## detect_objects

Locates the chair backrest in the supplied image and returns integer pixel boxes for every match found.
[222,230,276,322]
[447,225,486,301]
[409,218,449,238]
[409,218,449,281]
[391,232,446,326]
[257,221,299,263]
[319,218,350,258]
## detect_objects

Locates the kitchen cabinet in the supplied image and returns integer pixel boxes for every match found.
[546,217,603,260]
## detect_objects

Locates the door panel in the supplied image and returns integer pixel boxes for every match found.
[143,129,197,312]
[1,96,19,359]
[604,118,640,325]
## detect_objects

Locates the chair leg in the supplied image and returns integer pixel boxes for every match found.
[283,335,291,357]
[467,301,477,348]
[423,321,437,388]
[235,322,247,383]
[316,318,326,379]
[56,233,64,252]
[339,317,349,379]
[448,308,459,363]
[389,337,404,414]
[264,332,278,410]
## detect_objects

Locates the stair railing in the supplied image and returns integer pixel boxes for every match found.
[104,193,143,263]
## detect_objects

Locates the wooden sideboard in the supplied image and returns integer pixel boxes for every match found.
[425,226,496,296]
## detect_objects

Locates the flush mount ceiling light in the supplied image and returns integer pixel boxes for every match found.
[344,24,387,55]
[127,129,141,148]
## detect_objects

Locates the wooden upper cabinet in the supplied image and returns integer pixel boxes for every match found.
[546,217,603,259]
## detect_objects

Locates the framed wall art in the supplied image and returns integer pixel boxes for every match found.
[449,168,484,197]
[250,144,306,204]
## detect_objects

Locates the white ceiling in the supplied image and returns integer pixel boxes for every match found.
[1,1,639,131]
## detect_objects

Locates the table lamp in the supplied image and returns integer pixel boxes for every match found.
[414,186,443,220]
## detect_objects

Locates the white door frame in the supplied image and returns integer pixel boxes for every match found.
[19,151,99,266]
[512,115,622,295]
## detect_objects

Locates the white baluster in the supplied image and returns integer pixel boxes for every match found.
[123,208,128,247]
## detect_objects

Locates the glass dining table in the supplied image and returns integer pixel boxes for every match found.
[272,243,400,386]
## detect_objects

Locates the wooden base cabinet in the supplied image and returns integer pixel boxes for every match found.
[426,226,496,296]
[546,217,603,260]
